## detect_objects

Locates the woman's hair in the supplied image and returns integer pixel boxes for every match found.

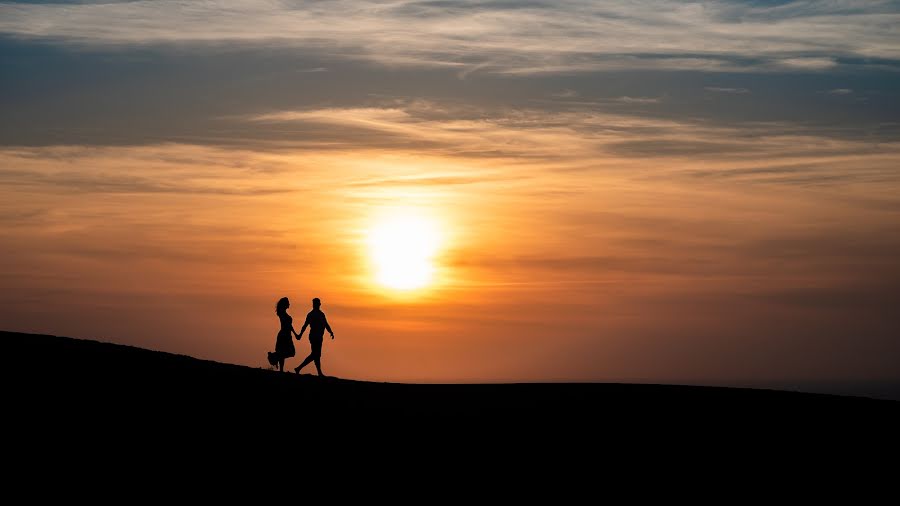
[276,297,290,315]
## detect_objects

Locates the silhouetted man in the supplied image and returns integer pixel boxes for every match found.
[294,298,334,376]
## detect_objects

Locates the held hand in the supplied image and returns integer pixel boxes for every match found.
[330,332,335,340]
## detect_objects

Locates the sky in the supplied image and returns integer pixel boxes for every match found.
[1,1,899,391]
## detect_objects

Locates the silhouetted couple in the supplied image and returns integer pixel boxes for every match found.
[267,297,334,376]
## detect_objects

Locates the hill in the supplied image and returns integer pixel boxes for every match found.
[8,329,900,463]
[7,330,894,417]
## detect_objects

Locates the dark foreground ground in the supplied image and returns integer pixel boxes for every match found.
[5,331,899,451]
[6,330,898,484]
[7,331,897,413]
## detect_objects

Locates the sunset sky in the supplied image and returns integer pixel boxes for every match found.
[2,1,899,389]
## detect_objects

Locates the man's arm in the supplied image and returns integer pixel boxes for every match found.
[298,314,310,339]
[324,316,334,339]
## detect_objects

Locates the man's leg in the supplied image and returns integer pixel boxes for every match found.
[314,355,323,376]
[295,354,314,373]
[312,340,324,376]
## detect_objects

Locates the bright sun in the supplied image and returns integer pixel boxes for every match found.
[368,211,441,291]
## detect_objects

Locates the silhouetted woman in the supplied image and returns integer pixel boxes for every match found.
[267,297,300,372]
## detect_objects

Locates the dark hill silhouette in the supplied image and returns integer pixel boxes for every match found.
[7,331,895,417]
[7,330,900,463]
[7,330,896,482]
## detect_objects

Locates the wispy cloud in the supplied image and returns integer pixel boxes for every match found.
[616,96,662,104]
[705,87,751,94]
[827,88,854,95]
[1,1,897,74]
[0,169,293,195]
[775,57,838,70]
[7,101,898,194]
[0,145,302,195]
[552,90,579,99]
[245,102,900,188]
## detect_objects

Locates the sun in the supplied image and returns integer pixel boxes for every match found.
[367,211,441,291]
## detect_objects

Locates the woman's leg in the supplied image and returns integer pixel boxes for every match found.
[278,358,285,372]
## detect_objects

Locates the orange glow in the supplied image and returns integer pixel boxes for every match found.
[3,0,900,400]
[2,110,899,385]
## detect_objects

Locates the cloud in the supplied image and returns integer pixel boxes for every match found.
[552,90,579,98]
[0,170,292,195]
[247,104,692,159]
[776,57,837,70]
[827,88,854,95]
[0,145,301,195]
[616,96,662,104]
[242,102,900,188]
[348,173,519,188]
[704,86,750,94]
[0,171,292,196]
[1,1,898,74]
[5,99,900,198]
[253,108,413,126]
